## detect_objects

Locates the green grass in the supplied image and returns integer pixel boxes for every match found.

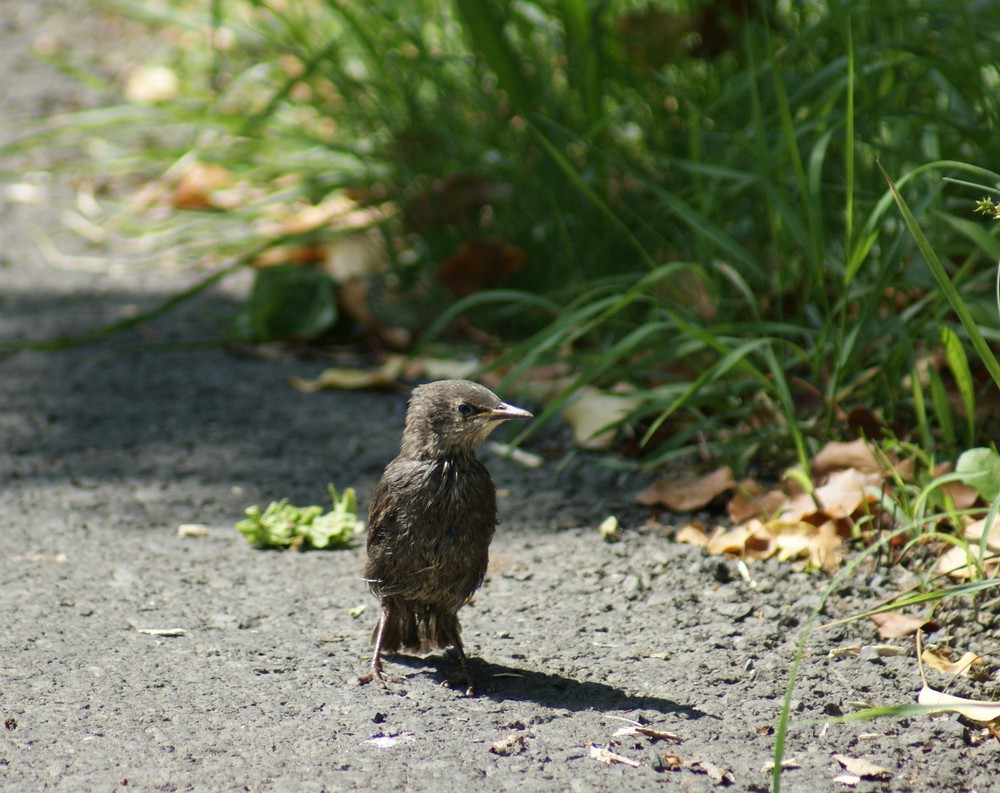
[5,0,999,468]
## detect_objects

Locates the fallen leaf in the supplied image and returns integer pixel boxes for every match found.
[486,442,544,469]
[812,439,882,475]
[563,388,639,450]
[727,480,787,523]
[171,161,234,210]
[917,686,1000,724]
[689,760,735,785]
[921,647,983,677]
[965,514,1000,551]
[937,542,1000,579]
[869,611,936,639]
[613,724,684,743]
[872,644,908,657]
[938,480,981,511]
[813,469,881,520]
[438,237,526,298]
[177,523,209,537]
[769,521,816,562]
[412,358,481,381]
[676,523,709,547]
[832,754,891,779]
[809,520,845,573]
[289,357,406,393]
[828,644,862,659]
[706,519,774,558]
[637,466,735,511]
[776,491,820,523]
[589,743,641,767]
[490,733,528,756]
[658,752,684,770]
[760,758,801,773]
[402,174,511,233]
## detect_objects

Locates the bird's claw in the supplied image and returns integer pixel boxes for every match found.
[358,664,402,689]
[442,676,477,696]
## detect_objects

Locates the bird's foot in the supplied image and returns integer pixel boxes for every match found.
[441,676,476,697]
[357,662,402,689]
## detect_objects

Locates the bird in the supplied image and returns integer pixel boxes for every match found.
[358,379,532,694]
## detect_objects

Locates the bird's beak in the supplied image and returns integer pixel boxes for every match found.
[487,402,533,422]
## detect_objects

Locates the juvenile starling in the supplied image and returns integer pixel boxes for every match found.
[358,379,532,694]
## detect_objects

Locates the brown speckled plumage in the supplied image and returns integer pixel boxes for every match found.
[358,380,531,694]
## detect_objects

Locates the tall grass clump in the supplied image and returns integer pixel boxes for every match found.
[8,0,1000,471]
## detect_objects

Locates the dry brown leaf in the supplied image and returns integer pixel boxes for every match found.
[402,173,510,233]
[809,520,845,573]
[438,237,526,298]
[172,161,234,210]
[613,724,684,743]
[812,438,882,475]
[776,490,820,523]
[869,611,936,639]
[563,388,639,450]
[637,466,735,511]
[659,753,684,770]
[588,743,641,768]
[921,647,983,677]
[489,734,528,756]
[939,480,982,510]
[832,754,891,779]
[814,468,881,520]
[767,521,814,562]
[965,514,1000,551]
[676,523,709,548]
[689,760,735,785]
[727,480,787,523]
[917,685,1000,724]
[412,358,480,381]
[937,542,1000,579]
[289,357,405,393]
[706,519,774,558]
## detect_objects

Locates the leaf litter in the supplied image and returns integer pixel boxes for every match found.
[639,440,1000,575]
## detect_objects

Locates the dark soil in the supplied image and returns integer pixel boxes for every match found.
[2,2,998,791]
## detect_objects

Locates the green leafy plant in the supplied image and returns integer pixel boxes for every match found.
[234,264,338,343]
[236,485,363,550]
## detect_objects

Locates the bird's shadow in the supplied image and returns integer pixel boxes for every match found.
[387,653,711,719]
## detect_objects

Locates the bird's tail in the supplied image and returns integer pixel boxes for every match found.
[372,603,461,655]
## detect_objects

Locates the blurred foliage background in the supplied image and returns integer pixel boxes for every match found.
[9,0,1000,474]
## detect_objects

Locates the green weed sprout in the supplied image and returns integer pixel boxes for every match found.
[237,485,363,550]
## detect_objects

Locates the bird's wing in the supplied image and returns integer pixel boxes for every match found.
[365,456,432,550]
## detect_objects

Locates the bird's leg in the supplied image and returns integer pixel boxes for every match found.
[441,626,477,696]
[358,606,394,688]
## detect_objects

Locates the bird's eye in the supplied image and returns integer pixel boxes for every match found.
[458,403,473,416]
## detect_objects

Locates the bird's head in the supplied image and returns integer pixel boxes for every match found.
[401,379,532,457]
